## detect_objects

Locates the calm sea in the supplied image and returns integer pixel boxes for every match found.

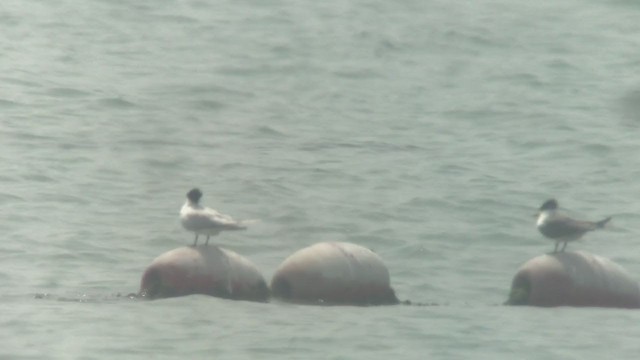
[3,0,640,358]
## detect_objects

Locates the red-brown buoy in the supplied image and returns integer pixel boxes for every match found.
[507,251,640,308]
[139,246,268,301]
[271,242,398,305]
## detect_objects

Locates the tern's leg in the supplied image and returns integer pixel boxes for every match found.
[205,235,210,246]
[224,255,233,296]
[561,242,567,252]
[553,242,559,253]
[193,234,199,247]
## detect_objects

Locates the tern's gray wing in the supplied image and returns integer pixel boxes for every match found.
[201,208,247,230]
[539,215,598,239]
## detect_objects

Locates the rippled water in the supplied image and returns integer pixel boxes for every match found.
[3,0,640,358]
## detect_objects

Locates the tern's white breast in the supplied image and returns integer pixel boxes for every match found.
[536,211,551,227]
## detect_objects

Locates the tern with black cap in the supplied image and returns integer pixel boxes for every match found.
[536,198,611,253]
[180,188,252,246]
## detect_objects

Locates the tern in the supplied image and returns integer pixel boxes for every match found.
[536,199,611,253]
[180,188,250,246]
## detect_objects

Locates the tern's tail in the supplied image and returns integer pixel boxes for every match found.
[596,217,612,228]
[239,219,260,227]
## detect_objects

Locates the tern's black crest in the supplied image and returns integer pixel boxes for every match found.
[540,199,558,211]
[187,188,203,203]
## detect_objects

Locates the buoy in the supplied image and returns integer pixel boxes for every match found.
[271,242,398,305]
[506,251,640,308]
[139,246,268,301]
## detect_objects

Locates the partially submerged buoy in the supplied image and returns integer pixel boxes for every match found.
[506,251,640,308]
[271,242,398,305]
[139,246,268,301]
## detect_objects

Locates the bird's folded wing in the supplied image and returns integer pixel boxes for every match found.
[202,209,245,229]
[542,216,598,237]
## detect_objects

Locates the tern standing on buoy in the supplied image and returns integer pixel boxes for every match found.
[536,199,611,253]
[180,188,250,246]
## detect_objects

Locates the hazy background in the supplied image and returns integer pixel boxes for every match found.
[3,0,640,358]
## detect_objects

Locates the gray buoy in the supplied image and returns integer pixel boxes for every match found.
[139,246,268,301]
[507,251,640,308]
[271,242,398,305]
